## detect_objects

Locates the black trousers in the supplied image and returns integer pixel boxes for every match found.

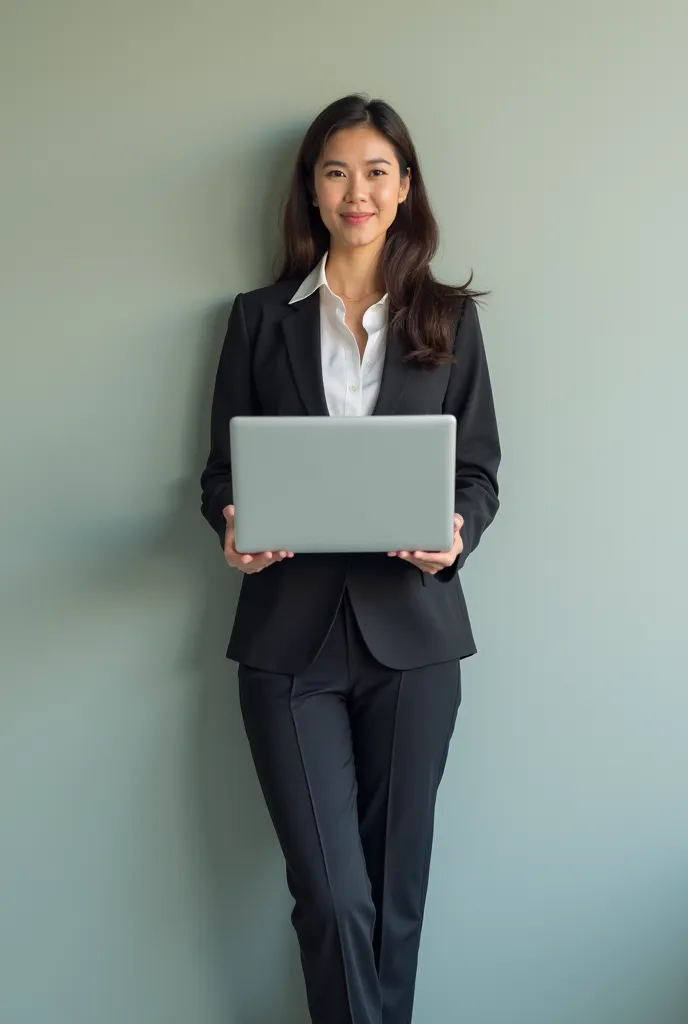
[238,592,462,1024]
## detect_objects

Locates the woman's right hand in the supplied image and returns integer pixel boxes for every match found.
[222,505,294,574]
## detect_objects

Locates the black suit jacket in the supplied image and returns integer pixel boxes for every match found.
[200,281,501,674]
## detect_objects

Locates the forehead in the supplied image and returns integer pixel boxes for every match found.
[319,125,397,165]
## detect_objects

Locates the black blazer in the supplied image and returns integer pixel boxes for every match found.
[200,281,501,674]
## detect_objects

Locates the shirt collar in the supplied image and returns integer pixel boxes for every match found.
[289,252,389,308]
[288,253,329,304]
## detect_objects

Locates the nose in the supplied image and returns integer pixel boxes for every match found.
[343,171,370,205]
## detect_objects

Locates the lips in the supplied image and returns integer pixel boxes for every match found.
[341,213,374,225]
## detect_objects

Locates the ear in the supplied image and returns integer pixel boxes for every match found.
[399,167,411,204]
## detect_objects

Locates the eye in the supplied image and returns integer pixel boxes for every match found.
[326,169,345,178]
[370,169,387,177]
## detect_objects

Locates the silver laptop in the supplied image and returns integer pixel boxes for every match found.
[230,415,456,555]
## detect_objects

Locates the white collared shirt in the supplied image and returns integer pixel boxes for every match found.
[289,253,388,417]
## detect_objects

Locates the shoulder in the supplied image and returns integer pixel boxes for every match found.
[228,279,301,337]
[432,284,480,330]
[456,294,480,332]
[438,291,482,355]
[445,295,486,369]
[235,279,300,314]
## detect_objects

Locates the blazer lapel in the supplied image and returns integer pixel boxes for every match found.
[282,294,410,417]
[282,291,330,417]
[373,323,410,415]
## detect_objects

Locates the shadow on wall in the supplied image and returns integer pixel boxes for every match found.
[157,130,308,1024]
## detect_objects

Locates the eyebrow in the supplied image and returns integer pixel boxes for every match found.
[322,158,392,168]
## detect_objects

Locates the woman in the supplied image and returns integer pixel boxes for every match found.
[200,94,500,1024]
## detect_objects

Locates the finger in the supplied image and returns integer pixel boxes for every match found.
[412,553,445,571]
[249,555,273,569]
[407,558,440,575]
[256,549,279,564]
[454,513,464,529]
[243,560,265,573]
[223,504,235,521]
[414,543,454,559]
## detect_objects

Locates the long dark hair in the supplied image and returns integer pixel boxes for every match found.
[276,93,486,367]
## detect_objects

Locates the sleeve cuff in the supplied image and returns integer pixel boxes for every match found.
[434,554,460,583]
[209,487,234,546]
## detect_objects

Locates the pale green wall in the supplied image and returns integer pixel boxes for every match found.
[2,1,687,1022]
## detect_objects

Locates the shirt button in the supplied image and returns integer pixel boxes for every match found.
[349,384,357,393]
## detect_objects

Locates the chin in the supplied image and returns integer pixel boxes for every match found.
[338,227,386,250]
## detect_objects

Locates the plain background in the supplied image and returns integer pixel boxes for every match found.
[1,1,687,1022]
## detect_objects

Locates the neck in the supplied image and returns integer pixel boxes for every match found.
[325,241,385,299]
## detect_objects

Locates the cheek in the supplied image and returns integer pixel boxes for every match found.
[318,182,344,216]
[375,183,402,221]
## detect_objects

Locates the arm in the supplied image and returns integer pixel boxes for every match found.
[200,294,257,546]
[435,298,501,582]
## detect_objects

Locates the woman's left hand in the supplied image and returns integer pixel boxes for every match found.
[388,513,464,575]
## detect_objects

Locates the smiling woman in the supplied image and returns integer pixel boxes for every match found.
[200,93,501,1024]
[278,94,486,365]
[315,133,410,253]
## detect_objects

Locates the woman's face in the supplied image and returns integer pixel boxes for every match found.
[312,126,410,253]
